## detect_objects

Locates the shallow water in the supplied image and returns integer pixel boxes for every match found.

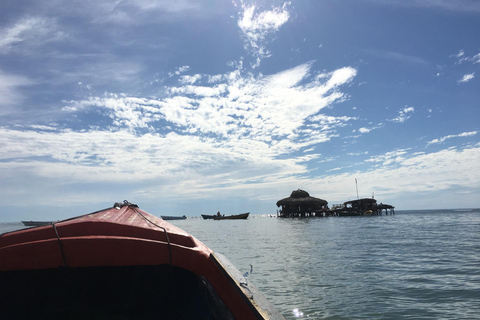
[2,209,480,319]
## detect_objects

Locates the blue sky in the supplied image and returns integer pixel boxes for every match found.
[1,0,479,220]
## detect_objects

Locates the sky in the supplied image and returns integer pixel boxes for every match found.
[1,0,479,221]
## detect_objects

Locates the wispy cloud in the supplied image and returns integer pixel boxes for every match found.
[169,66,190,77]
[454,50,465,58]
[53,0,205,25]
[427,131,478,146]
[458,73,475,83]
[133,0,200,13]
[49,57,145,88]
[0,16,65,53]
[365,149,409,165]
[237,2,290,68]
[0,70,35,114]
[452,50,480,65]
[364,49,428,65]
[390,106,414,123]
[347,151,369,157]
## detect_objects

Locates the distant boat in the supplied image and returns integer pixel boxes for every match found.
[213,212,250,220]
[161,215,187,220]
[21,221,55,227]
[201,214,216,220]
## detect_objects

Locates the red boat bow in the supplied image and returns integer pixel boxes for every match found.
[0,202,285,320]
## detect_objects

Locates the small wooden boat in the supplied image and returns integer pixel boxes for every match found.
[21,220,55,227]
[161,215,187,220]
[201,214,216,219]
[214,212,250,220]
[1,202,283,319]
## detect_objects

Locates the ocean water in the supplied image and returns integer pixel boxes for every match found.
[2,209,479,319]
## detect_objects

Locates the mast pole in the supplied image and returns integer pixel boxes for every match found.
[355,178,359,199]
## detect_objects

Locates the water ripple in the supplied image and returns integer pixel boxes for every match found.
[161,210,480,319]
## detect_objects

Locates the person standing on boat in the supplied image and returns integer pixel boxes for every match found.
[217,211,221,217]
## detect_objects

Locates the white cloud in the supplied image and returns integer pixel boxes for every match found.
[2,128,479,210]
[27,124,58,131]
[347,151,369,156]
[169,84,228,97]
[365,149,409,165]
[427,131,478,146]
[318,145,480,206]
[179,74,202,85]
[0,126,312,210]
[3,62,357,199]
[454,50,480,65]
[458,73,475,83]
[390,106,414,123]
[238,4,290,38]
[62,62,357,148]
[207,74,224,83]
[355,122,383,134]
[169,66,190,77]
[238,3,290,67]
[473,53,480,64]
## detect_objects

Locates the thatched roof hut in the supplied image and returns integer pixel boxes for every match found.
[276,189,328,217]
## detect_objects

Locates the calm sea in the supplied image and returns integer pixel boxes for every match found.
[2,209,479,319]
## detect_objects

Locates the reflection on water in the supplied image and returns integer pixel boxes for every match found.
[292,308,304,317]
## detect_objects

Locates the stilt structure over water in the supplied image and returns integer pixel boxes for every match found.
[276,189,329,218]
[276,189,395,218]
[331,198,395,216]
[329,179,395,216]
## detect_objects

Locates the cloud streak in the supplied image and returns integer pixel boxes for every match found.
[427,131,478,146]
[0,16,65,53]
